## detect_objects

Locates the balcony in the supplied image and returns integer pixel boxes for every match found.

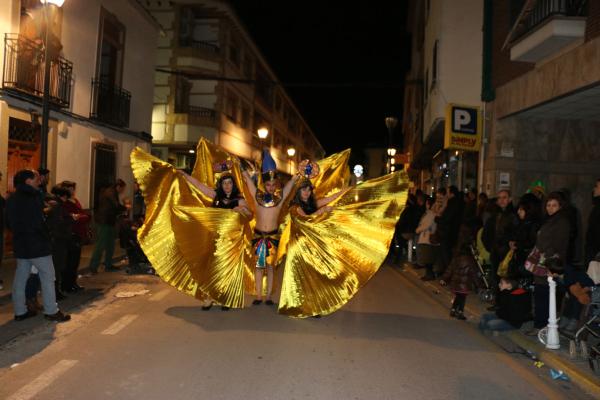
[509,0,588,63]
[2,34,73,108]
[90,79,131,128]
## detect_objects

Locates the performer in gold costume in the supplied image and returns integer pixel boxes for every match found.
[130,138,408,317]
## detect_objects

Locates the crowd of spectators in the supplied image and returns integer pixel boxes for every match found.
[396,179,600,335]
[2,168,138,322]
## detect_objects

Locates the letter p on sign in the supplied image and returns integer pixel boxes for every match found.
[453,110,471,131]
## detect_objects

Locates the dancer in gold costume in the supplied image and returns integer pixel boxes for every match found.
[130,139,408,317]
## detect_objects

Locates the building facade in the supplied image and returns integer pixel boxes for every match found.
[0,0,158,208]
[403,0,484,194]
[144,0,324,174]
[482,0,600,223]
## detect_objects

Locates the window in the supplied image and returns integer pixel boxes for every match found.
[97,9,125,87]
[432,40,438,89]
[174,75,191,113]
[240,105,251,129]
[225,91,238,122]
[424,69,429,104]
[229,36,241,67]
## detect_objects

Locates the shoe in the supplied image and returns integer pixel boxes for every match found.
[44,310,71,322]
[312,315,322,319]
[14,310,37,321]
[201,301,213,311]
[449,309,457,318]
[455,311,467,321]
[252,299,262,305]
[265,299,274,306]
[105,266,121,272]
[221,306,230,311]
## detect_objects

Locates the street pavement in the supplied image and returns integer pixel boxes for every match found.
[0,265,595,400]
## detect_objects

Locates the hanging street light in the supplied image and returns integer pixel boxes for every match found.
[257,127,269,140]
[39,0,66,169]
[286,147,296,157]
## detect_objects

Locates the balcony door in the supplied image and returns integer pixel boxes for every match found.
[96,9,125,88]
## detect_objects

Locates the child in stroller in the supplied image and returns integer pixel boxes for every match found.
[119,217,153,274]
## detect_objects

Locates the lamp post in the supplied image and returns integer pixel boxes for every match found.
[384,117,398,174]
[39,0,66,170]
[286,147,296,174]
[257,127,269,140]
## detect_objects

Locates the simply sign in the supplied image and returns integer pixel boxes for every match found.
[444,104,482,151]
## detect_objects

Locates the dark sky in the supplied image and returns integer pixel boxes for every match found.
[229,1,410,157]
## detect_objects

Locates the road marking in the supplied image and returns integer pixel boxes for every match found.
[101,314,139,335]
[149,288,170,302]
[7,359,78,400]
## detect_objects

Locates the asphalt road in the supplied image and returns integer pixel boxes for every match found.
[0,266,593,400]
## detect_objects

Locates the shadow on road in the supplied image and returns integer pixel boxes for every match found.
[165,306,489,352]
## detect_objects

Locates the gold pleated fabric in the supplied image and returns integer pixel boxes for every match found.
[130,143,254,308]
[277,172,409,318]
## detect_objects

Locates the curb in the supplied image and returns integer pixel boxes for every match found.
[506,331,600,398]
[394,261,600,397]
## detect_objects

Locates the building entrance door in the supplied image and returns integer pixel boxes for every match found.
[91,142,116,210]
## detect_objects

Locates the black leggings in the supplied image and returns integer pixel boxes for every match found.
[452,293,467,312]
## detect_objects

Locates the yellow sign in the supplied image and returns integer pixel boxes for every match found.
[444,104,482,152]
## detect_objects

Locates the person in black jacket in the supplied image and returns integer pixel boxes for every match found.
[479,278,531,332]
[508,194,542,281]
[435,186,464,273]
[88,181,127,273]
[47,185,75,300]
[6,170,70,322]
[585,179,600,266]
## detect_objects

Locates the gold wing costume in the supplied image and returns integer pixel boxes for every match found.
[277,152,409,318]
[130,139,254,308]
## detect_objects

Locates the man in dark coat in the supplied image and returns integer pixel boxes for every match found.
[585,179,600,266]
[435,186,464,273]
[6,169,70,322]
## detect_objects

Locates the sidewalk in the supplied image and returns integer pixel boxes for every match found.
[396,260,600,398]
[0,243,126,305]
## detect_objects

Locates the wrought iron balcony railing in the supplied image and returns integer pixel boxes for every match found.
[514,0,588,41]
[2,33,73,108]
[179,39,220,54]
[90,79,131,128]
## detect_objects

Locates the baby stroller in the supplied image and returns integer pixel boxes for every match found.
[470,243,494,303]
[119,218,154,275]
[570,286,600,374]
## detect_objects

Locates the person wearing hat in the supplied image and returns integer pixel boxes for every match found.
[179,162,252,310]
[242,149,300,305]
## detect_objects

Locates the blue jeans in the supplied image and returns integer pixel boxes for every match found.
[13,256,58,316]
[478,313,515,332]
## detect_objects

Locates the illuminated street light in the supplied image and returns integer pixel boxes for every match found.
[257,127,269,139]
[387,148,396,157]
[39,0,66,169]
[40,0,66,6]
[287,147,296,157]
[188,149,195,154]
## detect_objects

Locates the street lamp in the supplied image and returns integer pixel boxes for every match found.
[257,127,269,140]
[39,0,66,170]
[286,147,296,157]
[384,117,398,174]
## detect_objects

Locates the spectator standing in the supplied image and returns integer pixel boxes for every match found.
[585,178,600,266]
[509,194,542,280]
[416,196,440,281]
[435,186,464,274]
[6,170,70,322]
[47,185,74,300]
[132,181,146,221]
[527,192,570,334]
[88,181,127,273]
[0,172,5,290]
[482,190,518,306]
[61,181,89,292]
[440,242,481,320]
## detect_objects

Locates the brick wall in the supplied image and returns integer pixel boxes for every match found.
[586,0,600,41]
[491,1,533,89]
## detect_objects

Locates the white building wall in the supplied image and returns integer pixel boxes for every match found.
[422,0,483,140]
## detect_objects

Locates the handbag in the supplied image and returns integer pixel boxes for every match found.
[524,247,547,277]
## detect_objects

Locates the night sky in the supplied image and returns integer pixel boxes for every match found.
[230,1,410,159]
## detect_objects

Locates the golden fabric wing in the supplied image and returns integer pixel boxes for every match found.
[278,172,409,318]
[130,147,253,308]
